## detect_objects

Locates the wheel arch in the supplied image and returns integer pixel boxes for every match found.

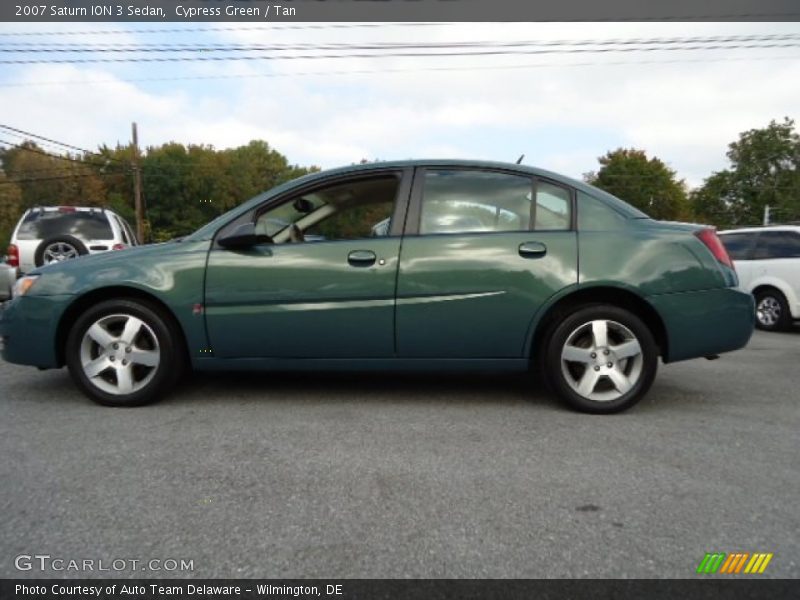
[55,286,190,367]
[528,285,669,363]
[752,281,794,307]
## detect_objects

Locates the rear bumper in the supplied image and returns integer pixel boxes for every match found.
[0,294,72,368]
[649,287,755,363]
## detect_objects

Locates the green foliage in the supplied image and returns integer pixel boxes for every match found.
[691,118,800,228]
[585,148,690,221]
[0,173,23,249]
[0,139,318,245]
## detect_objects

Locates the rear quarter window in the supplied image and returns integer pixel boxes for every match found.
[577,191,627,230]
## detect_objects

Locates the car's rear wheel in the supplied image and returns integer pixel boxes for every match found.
[754,289,790,332]
[544,305,658,414]
[34,235,88,267]
[65,299,183,406]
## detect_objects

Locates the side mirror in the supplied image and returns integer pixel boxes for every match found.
[217,223,273,249]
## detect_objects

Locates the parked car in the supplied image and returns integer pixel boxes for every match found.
[718,226,800,331]
[6,206,138,275]
[0,262,14,301]
[0,160,754,413]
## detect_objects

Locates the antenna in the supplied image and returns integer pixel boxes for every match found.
[516,154,525,164]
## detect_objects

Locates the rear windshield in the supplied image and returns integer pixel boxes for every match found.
[16,211,114,241]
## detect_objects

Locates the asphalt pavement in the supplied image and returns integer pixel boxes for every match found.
[1,329,798,579]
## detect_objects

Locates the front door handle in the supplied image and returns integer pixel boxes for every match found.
[519,241,547,259]
[347,250,377,267]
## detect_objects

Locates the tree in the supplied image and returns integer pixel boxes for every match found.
[691,118,800,228]
[0,174,23,248]
[585,148,690,220]
[1,138,318,244]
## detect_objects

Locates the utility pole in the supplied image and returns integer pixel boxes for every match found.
[131,122,145,243]
[763,205,771,226]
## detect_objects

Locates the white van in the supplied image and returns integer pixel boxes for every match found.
[719,226,800,331]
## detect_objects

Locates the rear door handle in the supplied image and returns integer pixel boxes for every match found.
[519,242,547,259]
[347,250,377,267]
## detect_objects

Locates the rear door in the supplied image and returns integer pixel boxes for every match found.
[395,167,578,358]
[752,230,800,313]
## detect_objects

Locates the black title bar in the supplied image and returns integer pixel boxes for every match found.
[2,579,800,600]
[3,0,800,23]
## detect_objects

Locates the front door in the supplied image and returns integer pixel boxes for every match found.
[204,170,410,358]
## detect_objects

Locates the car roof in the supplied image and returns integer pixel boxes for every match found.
[27,206,108,213]
[719,225,800,234]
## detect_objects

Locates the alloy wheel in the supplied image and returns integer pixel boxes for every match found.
[560,319,644,402]
[79,313,161,396]
[42,242,80,264]
[756,296,781,328]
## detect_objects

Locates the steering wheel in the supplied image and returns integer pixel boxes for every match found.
[289,223,305,243]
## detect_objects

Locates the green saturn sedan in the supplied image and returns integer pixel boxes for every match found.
[0,160,754,413]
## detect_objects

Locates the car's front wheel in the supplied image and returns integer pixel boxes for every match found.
[754,289,790,332]
[544,305,658,414]
[65,299,183,406]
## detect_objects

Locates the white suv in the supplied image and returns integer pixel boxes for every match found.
[6,206,138,276]
[719,226,800,331]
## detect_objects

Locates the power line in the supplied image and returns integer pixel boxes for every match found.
[0,138,120,170]
[0,171,124,185]
[0,124,101,157]
[3,16,800,38]
[3,41,799,65]
[2,34,800,53]
[3,53,798,89]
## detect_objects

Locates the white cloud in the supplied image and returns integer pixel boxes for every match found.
[1,22,798,187]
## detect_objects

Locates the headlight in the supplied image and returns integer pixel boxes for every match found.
[13,275,39,297]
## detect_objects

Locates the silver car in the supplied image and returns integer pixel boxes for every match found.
[0,263,13,301]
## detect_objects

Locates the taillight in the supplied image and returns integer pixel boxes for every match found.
[111,243,128,251]
[6,244,19,268]
[695,228,734,270]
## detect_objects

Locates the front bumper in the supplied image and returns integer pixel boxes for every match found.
[0,294,73,368]
[649,287,755,363]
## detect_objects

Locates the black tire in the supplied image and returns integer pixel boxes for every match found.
[65,299,185,407]
[754,289,791,332]
[34,235,88,267]
[543,304,658,414]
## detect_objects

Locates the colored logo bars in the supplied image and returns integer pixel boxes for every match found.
[697,552,773,574]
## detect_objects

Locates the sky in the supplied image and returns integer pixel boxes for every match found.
[0,21,799,188]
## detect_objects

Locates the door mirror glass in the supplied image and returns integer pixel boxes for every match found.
[217,223,273,249]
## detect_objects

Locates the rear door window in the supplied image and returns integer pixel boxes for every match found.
[419,169,534,234]
[16,211,114,241]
